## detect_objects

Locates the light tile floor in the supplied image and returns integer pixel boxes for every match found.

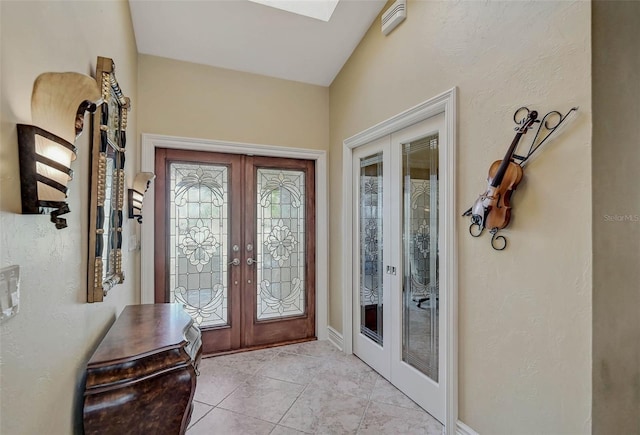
[187,340,443,434]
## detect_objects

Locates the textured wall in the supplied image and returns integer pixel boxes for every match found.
[592,2,640,433]
[138,54,329,150]
[329,1,591,433]
[0,1,139,433]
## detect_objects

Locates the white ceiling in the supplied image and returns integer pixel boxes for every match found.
[128,0,387,87]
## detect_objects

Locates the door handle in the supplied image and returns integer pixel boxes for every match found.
[228,258,240,266]
[247,258,258,265]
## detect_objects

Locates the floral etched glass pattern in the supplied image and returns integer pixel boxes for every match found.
[402,134,439,382]
[359,153,383,345]
[256,169,305,320]
[169,163,228,327]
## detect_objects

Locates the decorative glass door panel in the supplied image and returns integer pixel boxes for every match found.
[352,137,391,379]
[256,168,306,320]
[359,153,384,345]
[169,162,229,327]
[402,134,439,382]
[155,149,315,354]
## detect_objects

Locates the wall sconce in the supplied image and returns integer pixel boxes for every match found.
[17,124,78,228]
[17,72,100,229]
[128,172,155,223]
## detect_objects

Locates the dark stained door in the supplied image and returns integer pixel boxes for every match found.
[155,149,315,354]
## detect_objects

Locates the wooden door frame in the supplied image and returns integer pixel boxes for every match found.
[140,134,329,342]
[341,88,458,433]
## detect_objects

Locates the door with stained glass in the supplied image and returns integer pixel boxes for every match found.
[352,136,391,377]
[390,115,445,422]
[155,149,315,354]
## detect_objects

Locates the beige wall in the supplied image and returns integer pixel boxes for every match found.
[0,1,605,433]
[329,1,592,433]
[138,54,329,150]
[0,1,139,433]
[592,2,640,433]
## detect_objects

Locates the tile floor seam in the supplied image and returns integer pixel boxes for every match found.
[304,380,375,402]
[368,395,422,411]
[355,399,372,434]
[187,402,215,430]
[192,399,210,406]
[212,405,277,427]
[257,373,310,387]
[207,372,258,408]
[274,382,316,434]
[274,381,312,429]
[279,350,325,360]
[216,377,306,424]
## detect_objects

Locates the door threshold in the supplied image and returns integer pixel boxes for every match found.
[201,337,317,359]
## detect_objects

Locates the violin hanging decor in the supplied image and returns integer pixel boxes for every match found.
[463,106,578,250]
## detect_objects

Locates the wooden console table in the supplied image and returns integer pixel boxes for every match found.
[83,304,202,435]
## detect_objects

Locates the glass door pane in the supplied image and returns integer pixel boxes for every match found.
[402,134,439,382]
[168,162,229,327]
[256,168,306,320]
[359,153,384,344]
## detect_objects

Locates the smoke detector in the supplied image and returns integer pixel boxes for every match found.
[381,0,406,36]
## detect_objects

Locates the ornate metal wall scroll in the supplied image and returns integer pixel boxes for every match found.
[463,106,578,250]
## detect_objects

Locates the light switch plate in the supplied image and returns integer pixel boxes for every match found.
[0,265,20,322]
[128,235,138,252]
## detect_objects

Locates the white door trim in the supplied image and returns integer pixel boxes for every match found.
[140,133,329,341]
[342,87,457,432]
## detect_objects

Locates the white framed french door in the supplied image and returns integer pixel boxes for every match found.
[343,88,457,431]
[352,136,391,377]
[352,114,445,421]
[389,115,446,421]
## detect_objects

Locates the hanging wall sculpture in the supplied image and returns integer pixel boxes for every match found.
[463,106,578,250]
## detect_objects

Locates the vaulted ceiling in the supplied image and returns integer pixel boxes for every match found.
[129,0,387,86]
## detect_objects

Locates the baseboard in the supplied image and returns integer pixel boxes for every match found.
[456,420,479,435]
[327,326,344,351]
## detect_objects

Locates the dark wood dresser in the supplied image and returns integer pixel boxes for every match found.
[83,304,202,435]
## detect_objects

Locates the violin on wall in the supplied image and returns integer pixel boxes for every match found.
[464,106,578,250]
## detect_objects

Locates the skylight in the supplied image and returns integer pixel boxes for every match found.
[248,0,340,22]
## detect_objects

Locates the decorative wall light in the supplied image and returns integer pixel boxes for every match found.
[17,72,100,229]
[128,172,155,223]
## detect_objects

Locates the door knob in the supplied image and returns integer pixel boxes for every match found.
[229,258,240,266]
[247,258,258,265]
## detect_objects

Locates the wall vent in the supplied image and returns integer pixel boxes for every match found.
[381,0,406,36]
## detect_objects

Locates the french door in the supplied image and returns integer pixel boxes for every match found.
[352,114,446,422]
[155,149,315,354]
